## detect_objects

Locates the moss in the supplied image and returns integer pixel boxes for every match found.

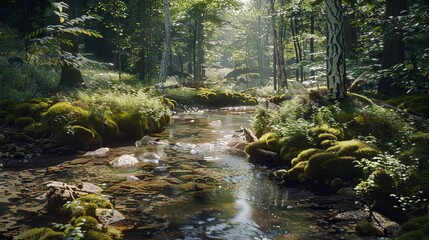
[279,134,313,165]
[14,227,65,240]
[304,152,336,179]
[291,148,322,166]
[85,230,113,240]
[196,88,258,107]
[398,214,429,235]
[326,140,378,159]
[71,216,100,231]
[43,102,90,125]
[14,117,35,128]
[355,221,383,237]
[287,161,307,181]
[386,94,429,118]
[89,113,119,142]
[396,230,429,240]
[64,194,113,218]
[12,102,49,119]
[0,110,8,118]
[323,156,362,180]
[64,125,97,149]
[310,125,344,140]
[114,112,144,138]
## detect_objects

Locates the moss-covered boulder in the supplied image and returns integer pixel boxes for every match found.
[63,194,113,218]
[197,88,258,107]
[245,132,285,167]
[386,94,429,118]
[283,139,378,184]
[14,227,65,240]
[14,116,35,128]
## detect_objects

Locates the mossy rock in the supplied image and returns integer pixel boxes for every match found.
[63,194,113,218]
[70,216,100,231]
[114,112,145,138]
[12,102,50,119]
[322,156,362,180]
[196,88,258,107]
[360,170,398,214]
[398,214,429,239]
[355,221,383,237]
[291,148,322,166]
[287,161,308,182]
[42,102,90,130]
[89,113,119,142]
[14,117,35,128]
[326,140,378,159]
[310,125,344,140]
[14,227,65,240]
[386,94,429,118]
[410,132,429,148]
[279,134,313,166]
[65,125,97,149]
[304,152,337,179]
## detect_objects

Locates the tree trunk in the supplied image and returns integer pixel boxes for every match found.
[378,0,407,97]
[194,13,205,82]
[57,0,84,89]
[269,4,278,91]
[310,11,315,77]
[326,0,347,99]
[270,0,287,90]
[158,0,171,83]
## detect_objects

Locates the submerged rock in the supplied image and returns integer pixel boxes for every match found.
[109,154,139,168]
[126,175,140,181]
[96,208,125,225]
[84,147,110,157]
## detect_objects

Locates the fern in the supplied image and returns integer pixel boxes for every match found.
[26,1,102,68]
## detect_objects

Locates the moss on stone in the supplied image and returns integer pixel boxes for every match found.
[310,125,344,140]
[355,221,383,237]
[0,99,16,110]
[66,125,97,148]
[43,102,90,125]
[14,117,35,128]
[291,148,322,166]
[63,194,113,218]
[326,140,378,159]
[304,152,337,179]
[287,161,307,181]
[14,227,65,240]
[4,114,15,125]
[70,216,100,231]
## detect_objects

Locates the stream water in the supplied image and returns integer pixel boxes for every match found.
[0,107,356,239]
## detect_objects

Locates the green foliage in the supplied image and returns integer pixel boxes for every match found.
[26,2,102,68]
[14,227,65,240]
[0,57,59,101]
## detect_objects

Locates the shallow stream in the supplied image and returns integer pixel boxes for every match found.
[0,107,356,239]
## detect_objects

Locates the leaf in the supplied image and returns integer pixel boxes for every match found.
[60,17,65,23]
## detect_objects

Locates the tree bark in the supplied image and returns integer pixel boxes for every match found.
[326,0,347,99]
[158,0,171,83]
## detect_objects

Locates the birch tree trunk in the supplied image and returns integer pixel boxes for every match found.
[326,0,347,99]
[158,0,171,83]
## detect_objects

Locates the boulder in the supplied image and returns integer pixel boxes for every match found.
[96,208,125,225]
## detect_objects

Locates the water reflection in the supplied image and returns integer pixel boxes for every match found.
[149,108,315,239]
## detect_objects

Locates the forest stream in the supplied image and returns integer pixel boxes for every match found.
[1,107,366,240]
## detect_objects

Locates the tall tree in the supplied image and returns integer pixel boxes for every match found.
[159,0,172,83]
[326,0,347,99]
